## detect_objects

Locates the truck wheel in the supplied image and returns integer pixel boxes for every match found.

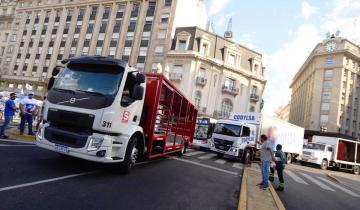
[178,140,187,157]
[242,149,251,164]
[320,159,328,170]
[354,165,360,175]
[286,153,292,164]
[119,137,139,174]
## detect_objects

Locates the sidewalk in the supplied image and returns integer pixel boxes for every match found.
[0,119,36,141]
[238,164,285,210]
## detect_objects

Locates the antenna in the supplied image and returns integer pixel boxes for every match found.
[210,21,216,33]
[224,18,233,39]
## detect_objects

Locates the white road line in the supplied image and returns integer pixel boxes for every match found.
[318,177,360,197]
[0,139,35,145]
[184,151,205,157]
[214,159,226,164]
[0,171,99,192]
[198,153,217,160]
[284,170,308,185]
[0,144,36,147]
[232,163,243,169]
[299,173,335,191]
[170,157,238,176]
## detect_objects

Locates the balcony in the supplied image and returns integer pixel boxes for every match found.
[196,77,207,86]
[222,85,239,96]
[169,73,182,81]
[250,93,260,102]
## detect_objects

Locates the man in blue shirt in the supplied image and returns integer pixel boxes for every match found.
[0,93,17,139]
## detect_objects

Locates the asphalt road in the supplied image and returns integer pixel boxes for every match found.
[0,139,243,210]
[274,163,360,210]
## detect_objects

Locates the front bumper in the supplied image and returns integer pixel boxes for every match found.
[211,146,241,157]
[301,155,320,165]
[36,125,126,163]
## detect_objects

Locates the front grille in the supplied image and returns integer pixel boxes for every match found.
[214,138,234,151]
[44,126,91,148]
[47,109,95,131]
[303,151,311,155]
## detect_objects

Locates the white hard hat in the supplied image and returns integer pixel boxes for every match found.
[28,91,35,95]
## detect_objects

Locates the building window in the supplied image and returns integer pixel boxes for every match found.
[224,77,236,88]
[128,20,137,32]
[228,54,236,65]
[158,30,167,39]
[103,6,111,19]
[324,69,333,78]
[123,47,131,56]
[320,115,328,124]
[321,103,330,111]
[200,43,209,56]
[326,57,333,65]
[178,40,187,50]
[131,4,140,17]
[155,46,164,56]
[90,6,98,20]
[95,47,102,56]
[109,47,116,56]
[322,92,331,100]
[323,81,332,88]
[221,99,233,117]
[82,47,89,55]
[164,0,172,6]
[160,14,169,23]
[194,91,201,107]
[139,47,148,56]
[198,68,206,78]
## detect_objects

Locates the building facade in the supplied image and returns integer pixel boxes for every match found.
[0,0,206,97]
[164,27,266,118]
[274,103,290,122]
[0,0,16,67]
[289,36,360,138]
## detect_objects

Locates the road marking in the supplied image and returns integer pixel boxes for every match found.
[0,144,36,147]
[299,173,335,191]
[186,149,195,153]
[170,157,238,176]
[318,177,360,197]
[0,170,99,192]
[0,139,35,145]
[214,159,226,164]
[284,170,308,185]
[198,153,217,160]
[183,151,205,157]
[232,163,244,169]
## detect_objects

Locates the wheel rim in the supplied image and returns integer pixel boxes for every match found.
[130,147,139,166]
[355,166,359,174]
[245,151,250,163]
[322,161,327,169]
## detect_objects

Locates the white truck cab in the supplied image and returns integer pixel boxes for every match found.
[210,119,257,163]
[301,142,334,169]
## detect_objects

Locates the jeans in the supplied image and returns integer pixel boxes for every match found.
[261,161,271,187]
[0,116,13,136]
[20,113,33,135]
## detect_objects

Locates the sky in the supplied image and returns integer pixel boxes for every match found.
[204,0,360,116]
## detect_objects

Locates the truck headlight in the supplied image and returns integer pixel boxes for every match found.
[36,125,44,141]
[87,136,104,151]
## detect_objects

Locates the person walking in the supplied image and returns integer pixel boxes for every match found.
[269,144,286,191]
[257,134,276,190]
[0,93,5,120]
[0,93,17,138]
[19,92,37,135]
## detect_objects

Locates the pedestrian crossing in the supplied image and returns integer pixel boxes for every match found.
[283,170,360,197]
[184,149,245,170]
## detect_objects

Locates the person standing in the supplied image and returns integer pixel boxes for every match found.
[0,93,5,120]
[19,92,37,135]
[269,144,286,191]
[0,93,17,138]
[257,134,276,190]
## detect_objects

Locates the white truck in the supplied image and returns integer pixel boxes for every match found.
[36,56,197,174]
[301,136,360,175]
[210,113,304,164]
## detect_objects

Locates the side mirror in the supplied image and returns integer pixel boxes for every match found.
[52,66,61,76]
[47,77,55,90]
[135,73,146,83]
[132,85,144,100]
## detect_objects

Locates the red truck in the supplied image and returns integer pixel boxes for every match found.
[36,56,197,173]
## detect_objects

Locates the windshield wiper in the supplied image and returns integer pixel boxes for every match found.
[76,89,104,96]
[53,88,76,94]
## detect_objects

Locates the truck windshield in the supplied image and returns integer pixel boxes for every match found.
[53,63,124,96]
[214,123,241,137]
[305,143,325,151]
[195,124,210,139]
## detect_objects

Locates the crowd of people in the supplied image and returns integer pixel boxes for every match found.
[0,91,44,139]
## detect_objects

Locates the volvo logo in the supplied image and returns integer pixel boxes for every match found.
[57,97,90,105]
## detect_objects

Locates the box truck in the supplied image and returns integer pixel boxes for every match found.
[36,56,197,173]
[301,136,360,174]
[210,113,304,164]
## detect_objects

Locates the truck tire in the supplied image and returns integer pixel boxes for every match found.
[119,137,139,174]
[242,149,251,164]
[354,165,360,175]
[320,159,328,170]
[177,140,187,157]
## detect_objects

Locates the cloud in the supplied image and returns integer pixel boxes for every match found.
[301,1,317,20]
[208,0,232,16]
[237,33,256,50]
[262,24,322,116]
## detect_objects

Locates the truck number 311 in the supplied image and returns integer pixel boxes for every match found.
[102,121,112,128]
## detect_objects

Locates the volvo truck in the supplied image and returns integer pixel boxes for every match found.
[36,56,197,173]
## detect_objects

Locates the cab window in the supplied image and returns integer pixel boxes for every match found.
[241,126,250,137]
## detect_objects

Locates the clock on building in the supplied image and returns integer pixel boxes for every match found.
[325,42,337,52]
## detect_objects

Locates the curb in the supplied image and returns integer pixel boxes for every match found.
[239,167,286,210]
[8,130,36,141]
